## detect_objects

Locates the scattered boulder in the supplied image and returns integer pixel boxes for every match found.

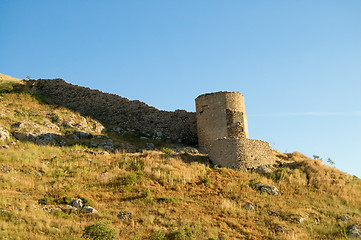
[146,142,155,150]
[11,122,62,145]
[68,134,79,140]
[42,205,62,213]
[275,225,286,233]
[57,114,105,134]
[98,139,114,151]
[81,206,98,214]
[117,212,132,220]
[297,215,308,223]
[259,185,279,195]
[348,224,361,239]
[43,121,60,131]
[183,147,199,154]
[266,210,280,217]
[340,215,351,221]
[75,131,92,139]
[62,205,78,213]
[1,166,12,173]
[0,127,10,140]
[254,165,273,174]
[70,198,83,209]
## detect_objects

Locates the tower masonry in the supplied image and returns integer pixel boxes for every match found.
[195,91,276,171]
[195,91,249,153]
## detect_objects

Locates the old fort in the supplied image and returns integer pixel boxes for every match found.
[27,78,276,171]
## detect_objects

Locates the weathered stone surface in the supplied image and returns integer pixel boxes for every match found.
[0,127,10,140]
[275,225,286,233]
[259,185,279,195]
[340,215,351,221]
[29,79,197,145]
[70,198,83,209]
[11,121,62,145]
[209,137,277,170]
[254,165,274,174]
[117,212,132,220]
[42,205,62,213]
[146,142,154,150]
[251,182,279,196]
[196,92,276,171]
[81,206,98,214]
[196,92,248,153]
[348,224,361,239]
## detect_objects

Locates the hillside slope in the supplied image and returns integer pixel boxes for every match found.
[0,77,361,240]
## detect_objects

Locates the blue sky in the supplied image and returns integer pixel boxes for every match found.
[1,0,360,177]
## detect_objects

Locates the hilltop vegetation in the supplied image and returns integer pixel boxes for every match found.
[1,74,361,239]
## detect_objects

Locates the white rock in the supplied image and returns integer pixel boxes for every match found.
[0,128,10,140]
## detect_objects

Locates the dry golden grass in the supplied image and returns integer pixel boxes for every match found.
[0,78,361,239]
[1,139,360,240]
[0,73,23,84]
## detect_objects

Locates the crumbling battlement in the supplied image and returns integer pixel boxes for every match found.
[28,79,197,145]
[195,91,276,170]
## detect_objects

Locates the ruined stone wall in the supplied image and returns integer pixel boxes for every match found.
[195,91,275,170]
[28,79,197,145]
[208,138,276,170]
[195,92,248,153]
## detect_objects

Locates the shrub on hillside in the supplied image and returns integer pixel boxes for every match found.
[0,83,13,94]
[81,221,116,240]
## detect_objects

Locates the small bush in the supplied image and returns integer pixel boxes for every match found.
[249,178,261,189]
[0,83,14,94]
[80,196,93,206]
[60,196,72,205]
[149,230,166,240]
[269,167,285,182]
[82,221,116,240]
[110,173,143,191]
[202,176,210,184]
[161,147,172,155]
[167,226,198,240]
[30,92,51,104]
[142,189,152,199]
[156,197,177,204]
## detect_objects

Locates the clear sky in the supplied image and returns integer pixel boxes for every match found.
[1,0,360,177]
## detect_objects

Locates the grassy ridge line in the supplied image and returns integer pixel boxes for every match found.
[0,73,23,84]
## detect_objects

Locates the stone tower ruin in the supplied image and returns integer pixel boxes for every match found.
[195,91,276,171]
[195,92,249,153]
